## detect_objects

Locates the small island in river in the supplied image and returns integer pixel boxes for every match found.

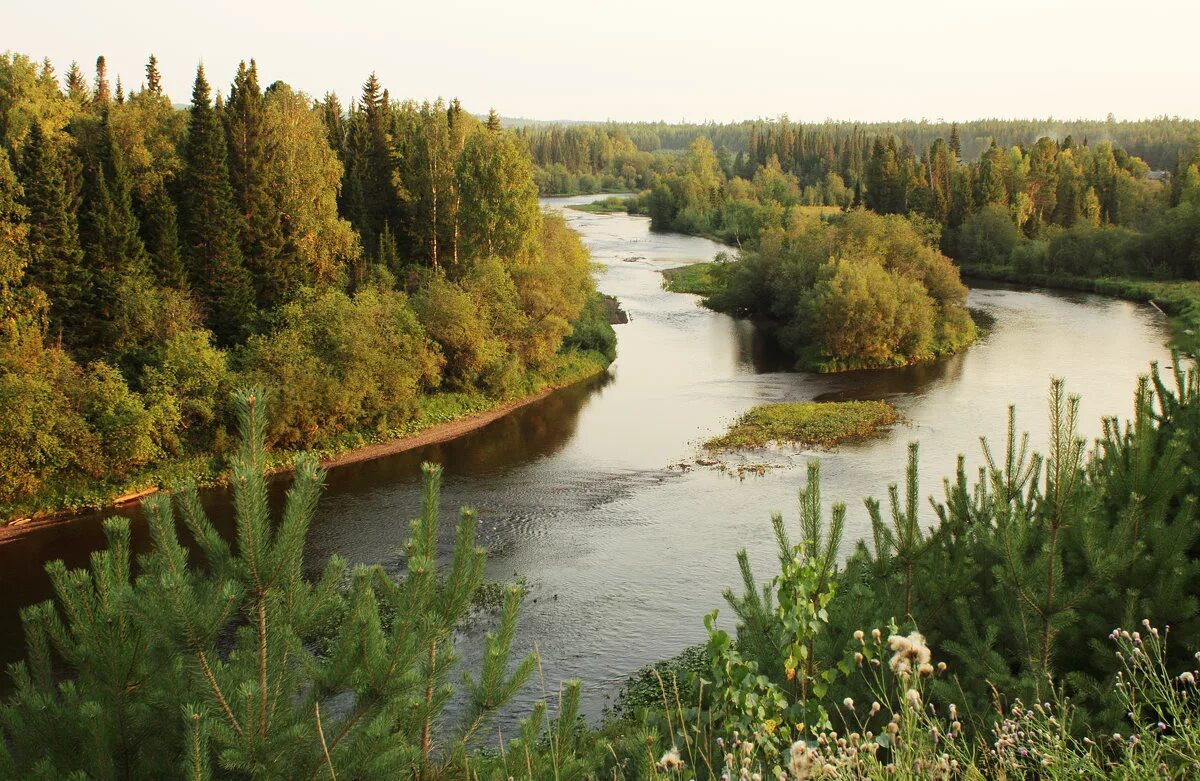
[704,400,901,452]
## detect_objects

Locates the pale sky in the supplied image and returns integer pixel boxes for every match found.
[7,0,1198,122]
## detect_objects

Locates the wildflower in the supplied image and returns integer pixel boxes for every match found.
[789,741,814,780]
[905,688,922,709]
[843,697,854,710]
[854,652,864,665]
[1181,671,1196,686]
[888,631,931,675]
[854,630,865,643]
[918,662,934,677]
[870,701,881,716]
[657,747,684,772]
[872,628,882,641]
[763,718,779,735]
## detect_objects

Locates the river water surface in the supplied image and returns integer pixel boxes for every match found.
[0,196,1176,723]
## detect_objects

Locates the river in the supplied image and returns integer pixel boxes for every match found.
[0,195,1176,724]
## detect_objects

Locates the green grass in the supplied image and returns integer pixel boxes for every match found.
[961,264,1200,358]
[705,400,900,451]
[662,261,721,297]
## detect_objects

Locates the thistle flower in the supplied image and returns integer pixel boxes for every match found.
[905,688,923,709]
[888,631,932,675]
[657,747,684,772]
[789,741,814,780]
[843,697,854,710]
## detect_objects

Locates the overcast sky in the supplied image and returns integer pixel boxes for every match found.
[7,0,1198,122]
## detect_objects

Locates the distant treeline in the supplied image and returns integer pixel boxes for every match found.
[521,116,1200,196]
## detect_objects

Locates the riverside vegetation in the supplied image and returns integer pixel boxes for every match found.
[0,52,616,522]
[537,119,1200,362]
[6,365,1200,779]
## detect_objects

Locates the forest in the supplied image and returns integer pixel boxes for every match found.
[522,117,1200,197]
[540,114,1200,367]
[0,52,616,520]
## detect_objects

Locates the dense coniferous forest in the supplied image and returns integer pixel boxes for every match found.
[0,52,616,519]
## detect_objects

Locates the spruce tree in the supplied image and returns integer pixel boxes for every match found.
[342,72,398,260]
[78,115,151,353]
[225,60,284,309]
[93,55,111,107]
[320,92,345,160]
[136,179,185,288]
[18,122,88,343]
[144,53,162,96]
[179,64,255,344]
[63,61,89,104]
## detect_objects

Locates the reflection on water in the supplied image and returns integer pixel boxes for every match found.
[0,195,1176,725]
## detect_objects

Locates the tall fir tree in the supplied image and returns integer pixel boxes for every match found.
[225,60,284,309]
[144,53,162,96]
[179,64,255,345]
[93,56,111,107]
[63,61,89,105]
[18,122,88,344]
[342,72,398,260]
[77,116,150,354]
[136,179,185,288]
[320,92,345,160]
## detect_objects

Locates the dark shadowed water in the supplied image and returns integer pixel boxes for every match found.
[0,196,1175,728]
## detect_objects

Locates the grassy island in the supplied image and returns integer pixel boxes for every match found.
[567,195,634,214]
[704,399,900,451]
[662,262,721,296]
